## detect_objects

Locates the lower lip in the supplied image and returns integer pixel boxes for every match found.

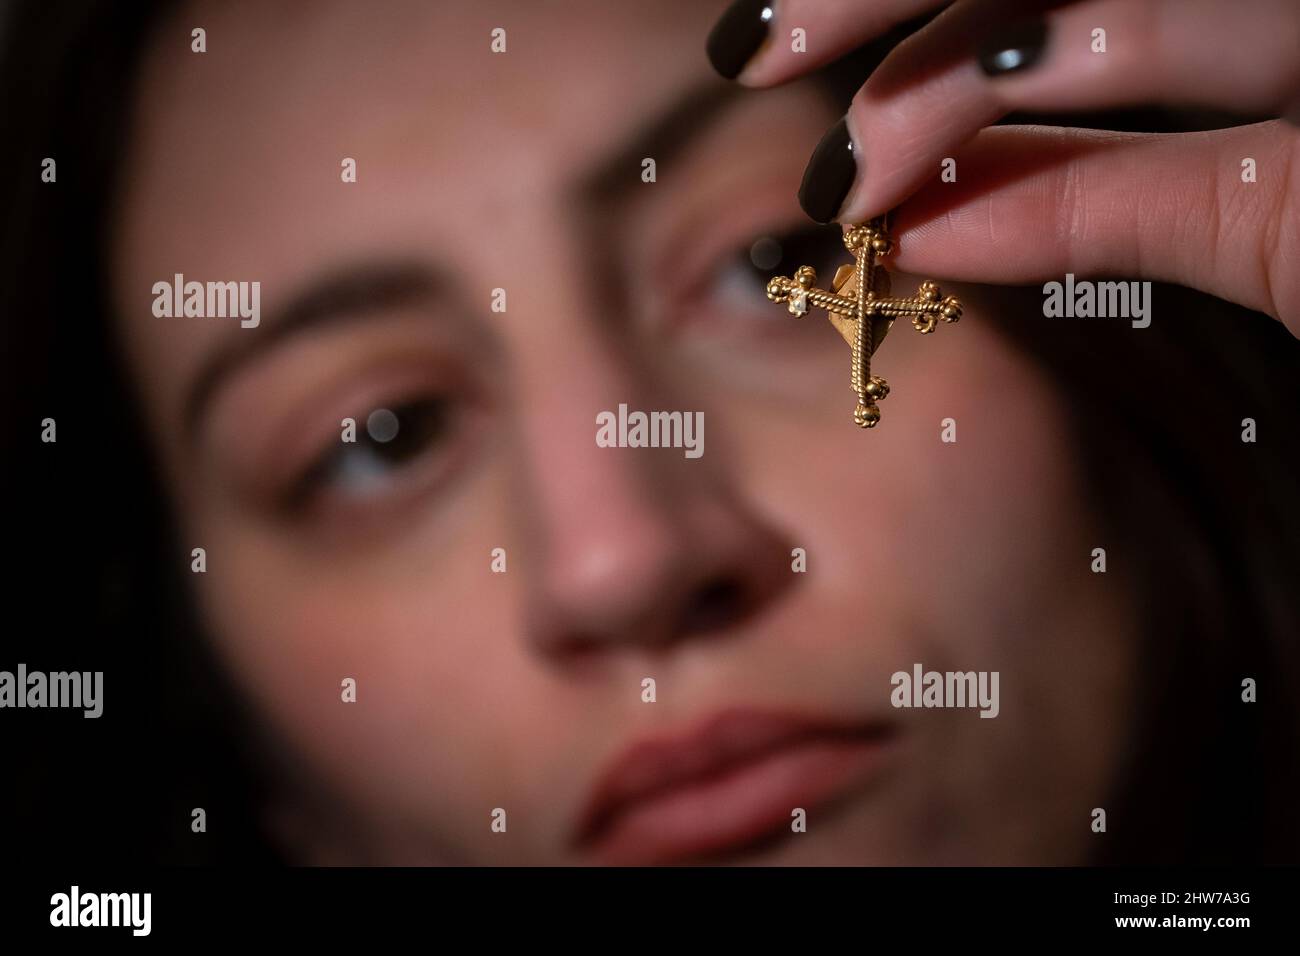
[582,732,894,866]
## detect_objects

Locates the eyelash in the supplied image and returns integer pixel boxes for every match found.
[284,395,456,514]
[279,223,844,514]
[680,221,846,331]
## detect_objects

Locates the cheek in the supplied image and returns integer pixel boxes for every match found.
[875,315,1136,851]
[881,311,1088,643]
[183,493,536,831]
[696,300,1091,658]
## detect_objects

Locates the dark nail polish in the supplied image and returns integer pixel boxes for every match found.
[798,117,858,224]
[977,17,1049,77]
[707,0,775,80]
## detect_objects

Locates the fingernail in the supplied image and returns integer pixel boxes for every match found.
[977,17,1049,77]
[706,0,775,80]
[798,116,858,224]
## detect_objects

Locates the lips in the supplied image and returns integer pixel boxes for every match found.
[572,708,895,865]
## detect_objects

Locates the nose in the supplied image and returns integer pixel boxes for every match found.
[511,337,795,662]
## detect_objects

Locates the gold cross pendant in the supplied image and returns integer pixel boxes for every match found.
[765,218,962,428]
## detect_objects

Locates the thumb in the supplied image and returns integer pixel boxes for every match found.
[889,121,1299,334]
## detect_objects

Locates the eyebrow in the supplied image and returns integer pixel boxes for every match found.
[180,79,748,444]
[181,261,442,442]
[577,79,746,202]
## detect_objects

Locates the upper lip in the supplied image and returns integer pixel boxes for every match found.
[571,707,893,849]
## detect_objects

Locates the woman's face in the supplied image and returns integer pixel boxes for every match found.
[111,0,1136,864]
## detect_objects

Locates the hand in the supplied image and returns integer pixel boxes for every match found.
[707,0,1300,334]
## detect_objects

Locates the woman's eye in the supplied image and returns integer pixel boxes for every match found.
[289,396,453,507]
[702,223,846,316]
